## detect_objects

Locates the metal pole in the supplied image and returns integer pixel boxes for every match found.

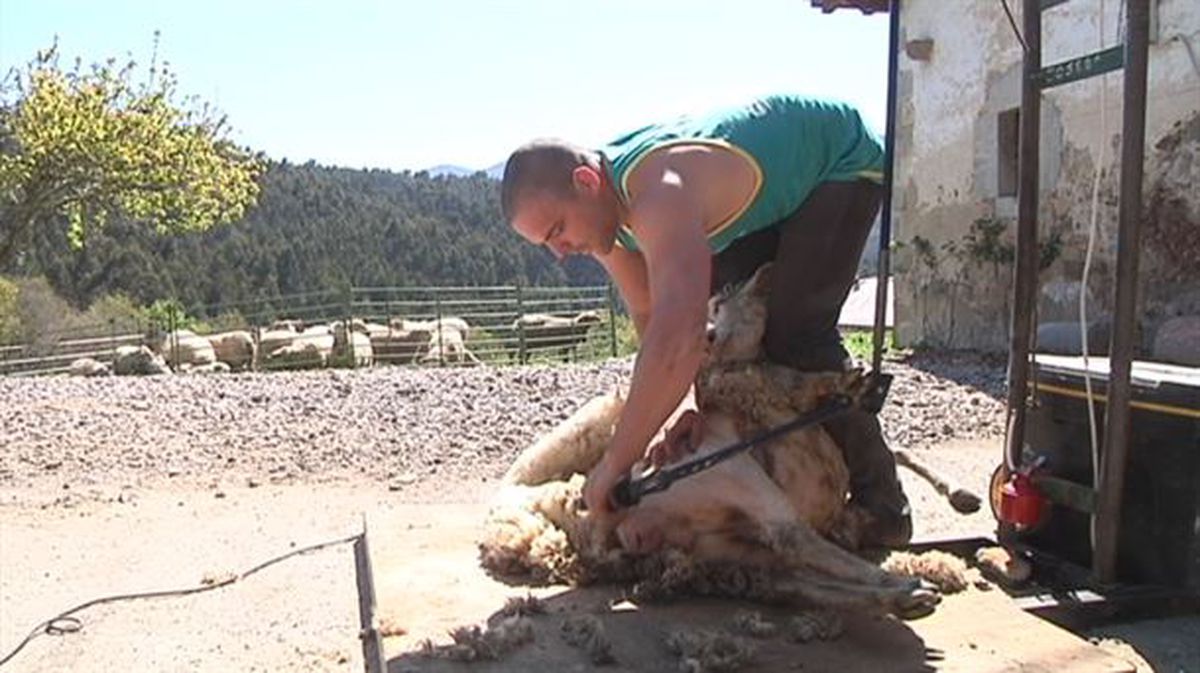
[252,325,261,371]
[516,284,526,364]
[434,293,444,367]
[607,284,618,358]
[1094,0,1149,584]
[1004,0,1042,472]
[345,287,355,369]
[169,307,179,373]
[872,0,902,374]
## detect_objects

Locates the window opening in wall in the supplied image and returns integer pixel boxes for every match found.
[997,107,1020,197]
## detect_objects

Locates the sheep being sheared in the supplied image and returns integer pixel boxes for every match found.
[479,264,940,618]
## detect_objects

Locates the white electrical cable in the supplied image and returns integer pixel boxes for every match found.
[1083,0,1121,551]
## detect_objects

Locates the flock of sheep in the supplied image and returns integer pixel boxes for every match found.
[66,310,608,377]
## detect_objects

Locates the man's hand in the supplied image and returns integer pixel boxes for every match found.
[582,457,626,516]
[647,409,705,467]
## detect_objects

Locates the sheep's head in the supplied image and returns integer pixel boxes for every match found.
[706,263,772,364]
[574,310,603,326]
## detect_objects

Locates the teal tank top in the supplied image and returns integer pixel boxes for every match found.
[602,94,884,253]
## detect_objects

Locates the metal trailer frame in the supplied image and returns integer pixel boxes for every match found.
[851,0,1152,587]
[832,0,1199,623]
[1004,0,1150,585]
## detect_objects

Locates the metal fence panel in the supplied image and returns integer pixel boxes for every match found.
[1,285,626,377]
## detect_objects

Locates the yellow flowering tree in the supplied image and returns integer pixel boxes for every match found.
[0,41,263,266]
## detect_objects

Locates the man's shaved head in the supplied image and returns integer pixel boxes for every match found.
[500,139,597,222]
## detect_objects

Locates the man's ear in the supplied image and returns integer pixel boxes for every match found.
[571,165,602,195]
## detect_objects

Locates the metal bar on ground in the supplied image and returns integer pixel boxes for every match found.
[1094,0,1150,585]
[354,517,387,673]
[1005,0,1043,472]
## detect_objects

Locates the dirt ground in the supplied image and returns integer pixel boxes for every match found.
[3,437,1197,672]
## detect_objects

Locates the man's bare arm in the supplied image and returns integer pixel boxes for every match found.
[599,178,711,477]
[596,244,651,338]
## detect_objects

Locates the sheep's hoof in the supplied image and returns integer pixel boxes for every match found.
[893,581,941,621]
[948,489,983,514]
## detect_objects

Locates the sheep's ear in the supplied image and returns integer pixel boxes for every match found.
[749,263,773,296]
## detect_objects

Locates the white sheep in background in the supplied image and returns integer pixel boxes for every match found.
[331,320,374,367]
[390,316,472,336]
[257,329,298,359]
[154,329,217,369]
[370,326,433,366]
[265,341,327,369]
[386,316,478,366]
[511,310,604,363]
[112,345,171,376]
[180,361,232,375]
[68,358,111,377]
[205,331,256,371]
[269,318,305,332]
[419,326,481,365]
[258,324,334,370]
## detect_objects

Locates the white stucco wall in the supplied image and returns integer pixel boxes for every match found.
[893,0,1200,352]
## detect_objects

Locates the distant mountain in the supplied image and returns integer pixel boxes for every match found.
[425,164,479,178]
[425,162,505,180]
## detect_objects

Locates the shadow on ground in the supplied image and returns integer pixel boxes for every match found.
[384,584,938,673]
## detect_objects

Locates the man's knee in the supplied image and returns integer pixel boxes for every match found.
[823,411,905,501]
[764,330,851,373]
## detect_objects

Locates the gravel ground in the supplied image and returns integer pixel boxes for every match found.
[0,353,1007,499]
[3,353,1196,673]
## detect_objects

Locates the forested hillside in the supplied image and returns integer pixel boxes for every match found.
[2,161,606,311]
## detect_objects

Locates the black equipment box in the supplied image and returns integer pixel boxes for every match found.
[1019,354,1200,589]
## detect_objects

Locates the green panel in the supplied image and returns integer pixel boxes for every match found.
[1035,45,1125,89]
[1034,475,1098,514]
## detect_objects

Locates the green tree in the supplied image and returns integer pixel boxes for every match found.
[0,38,263,266]
[0,276,19,343]
[143,297,195,331]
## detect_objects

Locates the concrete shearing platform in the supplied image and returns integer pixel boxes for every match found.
[368,503,1135,673]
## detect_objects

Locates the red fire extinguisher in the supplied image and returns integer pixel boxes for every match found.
[993,457,1048,530]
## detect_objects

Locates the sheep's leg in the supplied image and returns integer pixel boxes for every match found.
[894,449,981,514]
[465,345,482,365]
[501,390,626,486]
[760,520,900,588]
[749,522,940,616]
[771,570,940,619]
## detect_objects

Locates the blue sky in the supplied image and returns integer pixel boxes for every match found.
[0,0,890,172]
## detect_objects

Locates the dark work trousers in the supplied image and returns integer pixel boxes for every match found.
[710,179,911,528]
